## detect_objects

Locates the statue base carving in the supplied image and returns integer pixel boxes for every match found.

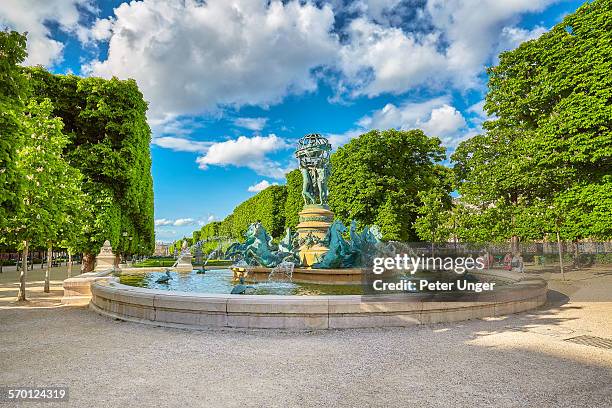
[296,205,334,267]
[173,239,194,272]
[175,253,193,272]
[94,240,116,272]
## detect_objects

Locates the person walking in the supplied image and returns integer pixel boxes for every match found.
[512,253,525,274]
[503,252,512,271]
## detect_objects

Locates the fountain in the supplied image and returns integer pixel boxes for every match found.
[295,134,334,266]
[86,133,548,329]
[172,239,193,272]
[267,261,295,282]
[223,134,381,284]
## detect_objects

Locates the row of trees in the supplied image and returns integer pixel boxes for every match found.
[425,0,611,250]
[181,0,610,255]
[0,31,155,300]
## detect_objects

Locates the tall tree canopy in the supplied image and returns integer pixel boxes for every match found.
[11,99,86,299]
[454,0,612,243]
[230,185,287,239]
[329,129,448,241]
[26,68,155,266]
[0,31,27,236]
[284,169,302,231]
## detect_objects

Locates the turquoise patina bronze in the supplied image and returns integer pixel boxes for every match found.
[225,222,299,267]
[312,220,382,269]
[223,134,381,269]
[295,134,331,206]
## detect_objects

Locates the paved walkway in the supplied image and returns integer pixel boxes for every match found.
[0,265,610,407]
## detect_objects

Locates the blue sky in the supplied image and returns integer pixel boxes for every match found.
[0,0,587,242]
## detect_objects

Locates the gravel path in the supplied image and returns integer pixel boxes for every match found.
[0,267,611,407]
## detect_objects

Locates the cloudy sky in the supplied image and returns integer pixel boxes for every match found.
[0,0,586,241]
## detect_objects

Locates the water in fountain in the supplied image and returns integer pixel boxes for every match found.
[267,261,295,282]
[203,250,215,266]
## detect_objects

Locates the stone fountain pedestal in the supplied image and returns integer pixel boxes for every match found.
[94,240,116,272]
[174,240,194,272]
[296,205,333,266]
[62,240,116,305]
[174,252,193,272]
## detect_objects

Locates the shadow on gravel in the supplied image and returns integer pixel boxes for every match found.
[546,290,570,308]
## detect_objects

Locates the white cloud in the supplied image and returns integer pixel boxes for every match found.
[336,0,558,97]
[467,100,487,119]
[173,218,195,226]
[84,0,339,120]
[155,218,196,226]
[496,25,548,57]
[234,117,268,131]
[2,0,558,117]
[89,17,114,42]
[150,133,293,178]
[339,18,447,97]
[349,0,404,24]
[207,215,216,222]
[329,96,469,147]
[196,134,290,179]
[0,0,95,66]
[151,136,211,153]
[419,105,466,138]
[247,180,278,192]
[424,0,555,88]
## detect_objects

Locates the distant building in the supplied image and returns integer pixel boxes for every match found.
[153,242,170,257]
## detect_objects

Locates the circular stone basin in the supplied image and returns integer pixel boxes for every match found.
[90,269,547,330]
[120,269,363,296]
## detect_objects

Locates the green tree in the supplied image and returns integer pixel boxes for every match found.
[284,169,302,230]
[27,68,155,270]
[0,31,27,238]
[414,188,452,252]
[11,100,84,300]
[329,129,446,241]
[481,0,612,242]
[230,185,287,239]
[451,131,541,249]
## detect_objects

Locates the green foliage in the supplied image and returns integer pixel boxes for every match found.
[329,129,447,241]
[451,201,512,244]
[230,185,287,238]
[0,31,28,239]
[454,0,612,242]
[199,221,221,241]
[284,169,302,230]
[9,99,85,249]
[414,188,452,243]
[26,68,155,255]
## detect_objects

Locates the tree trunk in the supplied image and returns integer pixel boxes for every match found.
[571,240,580,268]
[17,241,28,301]
[44,242,52,293]
[81,252,95,273]
[114,253,121,268]
[556,229,565,280]
[67,251,73,277]
[510,235,519,255]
